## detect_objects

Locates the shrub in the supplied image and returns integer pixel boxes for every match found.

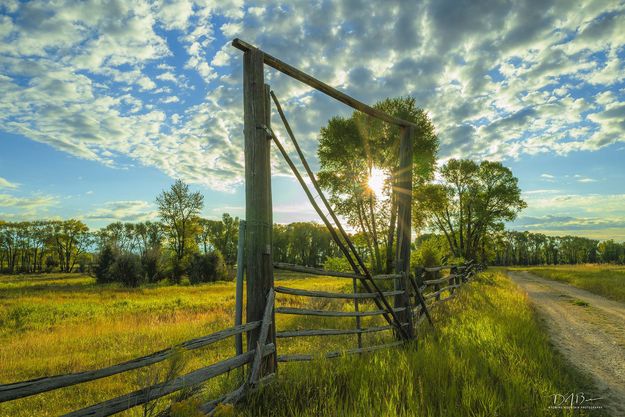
[323,256,354,273]
[108,252,145,287]
[95,245,116,284]
[412,236,447,268]
[187,250,228,284]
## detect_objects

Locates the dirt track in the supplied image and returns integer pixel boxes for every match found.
[507,271,625,416]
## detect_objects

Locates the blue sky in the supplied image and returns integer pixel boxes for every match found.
[1,0,624,240]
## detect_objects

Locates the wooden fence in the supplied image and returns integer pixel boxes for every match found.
[0,261,481,415]
[0,38,486,415]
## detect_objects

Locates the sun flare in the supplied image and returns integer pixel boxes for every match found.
[367,167,387,198]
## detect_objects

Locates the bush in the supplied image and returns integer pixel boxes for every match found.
[108,252,145,287]
[187,250,228,284]
[95,245,116,284]
[322,256,354,273]
[412,236,447,268]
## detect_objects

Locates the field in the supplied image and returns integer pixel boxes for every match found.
[0,270,596,416]
[507,264,625,302]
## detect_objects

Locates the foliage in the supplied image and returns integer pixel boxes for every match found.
[489,230,602,265]
[411,235,448,268]
[187,250,228,284]
[157,179,204,282]
[322,256,354,272]
[0,220,91,274]
[197,214,239,265]
[94,245,116,284]
[415,159,526,262]
[108,252,145,287]
[273,222,340,267]
[317,96,438,273]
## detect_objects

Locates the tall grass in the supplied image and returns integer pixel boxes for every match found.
[0,271,597,416]
[508,264,625,302]
[240,272,596,417]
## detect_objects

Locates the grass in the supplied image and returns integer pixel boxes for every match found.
[508,264,625,302]
[0,270,598,416]
[239,271,597,417]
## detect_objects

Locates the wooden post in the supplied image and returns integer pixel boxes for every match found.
[449,266,457,295]
[394,126,415,339]
[243,47,275,375]
[352,277,363,349]
[234,220,246,356]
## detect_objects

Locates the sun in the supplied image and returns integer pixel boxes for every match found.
[367,167,387,198]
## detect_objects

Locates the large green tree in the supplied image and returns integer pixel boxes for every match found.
[317,96,438,273]
[415,159,526,261]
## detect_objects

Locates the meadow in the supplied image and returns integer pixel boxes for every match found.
[507,264,625,302]
[0,270,598,416]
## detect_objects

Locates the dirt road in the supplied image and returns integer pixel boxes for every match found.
[507,271,625,416]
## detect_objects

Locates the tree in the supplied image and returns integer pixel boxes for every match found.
[51,220,91,272]
[415,159,526,261]
[156,180,204,281]
[317,96,438,273]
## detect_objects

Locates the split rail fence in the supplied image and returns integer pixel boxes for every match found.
[0,38,485,416]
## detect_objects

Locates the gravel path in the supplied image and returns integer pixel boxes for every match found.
[507,270,625,417]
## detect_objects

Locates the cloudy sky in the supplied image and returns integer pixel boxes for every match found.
[0,0,624,240]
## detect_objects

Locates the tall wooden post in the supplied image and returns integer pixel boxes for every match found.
[394,125,415,339]
[243,47,276,374]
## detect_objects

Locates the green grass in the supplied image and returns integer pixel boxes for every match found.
[508,264,625,302]
[238,271,596,417]
[0,271,598,416]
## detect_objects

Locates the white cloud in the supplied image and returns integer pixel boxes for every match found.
[160,95,180,103]
[0,177,18,189]
[83,200,157,222]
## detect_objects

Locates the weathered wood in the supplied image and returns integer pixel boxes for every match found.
[406,272,435,329]
[233,39,414,128]
[423,275,458,285]
[274,285,404,299]
[243,46,276,375]
[423,284,460,300]
[248,289,275,386]
[277,340,406,362]
[265,127,409,339]
[273,262,398,280]
[276,306,406,318]
[276,325,392,338]
[235,220,246,356]
[394,126,415,339]
[62,345,275,417]
[424,265,454,272]
[0,322,260,403]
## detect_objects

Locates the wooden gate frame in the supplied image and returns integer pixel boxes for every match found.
[232,38,417,378]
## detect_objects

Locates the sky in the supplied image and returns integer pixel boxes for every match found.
[0,0,624,240]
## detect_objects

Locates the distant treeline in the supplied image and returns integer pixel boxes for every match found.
[489,230,625,265]
[415,230,624,267]
[0,217,340,277]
